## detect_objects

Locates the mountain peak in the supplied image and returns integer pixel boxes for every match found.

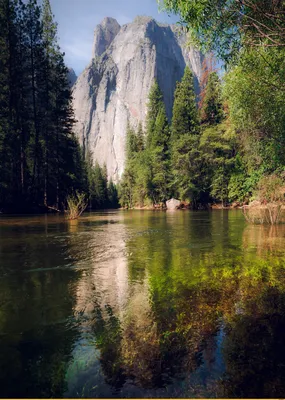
[74,15,203,182]
[101,17,119,28]
[92,17,121,59]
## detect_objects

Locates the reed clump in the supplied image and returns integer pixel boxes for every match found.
[66,191,88,220]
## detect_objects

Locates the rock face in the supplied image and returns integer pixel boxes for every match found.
[67,68,77,87]
[92,17,121,59]
[72,16,204,181]
[166,198,181,210]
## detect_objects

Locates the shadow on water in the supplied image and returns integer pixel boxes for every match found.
[0,215,82,397]
[1,211,285,397]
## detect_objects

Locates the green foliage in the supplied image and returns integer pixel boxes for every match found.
[159,0,285,62]
[171,135,202,203]
[87,160,118,209]
[171,66,199,140]
[66,191,87,220]
[148,105,171,204]
[258,174,284,203]
[199,122,236,204]
[119,81,171,207]
[146,80,164,146]
[108,179,119,208]
[171,67,201,205]
[223,46,285,202]
[0,0,85,212]
[200,72,223,125]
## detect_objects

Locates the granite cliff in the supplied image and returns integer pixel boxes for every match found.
[72,16,203,181]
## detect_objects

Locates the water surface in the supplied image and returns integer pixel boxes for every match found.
[1,210,285,398]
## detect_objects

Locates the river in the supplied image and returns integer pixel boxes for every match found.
[1,210,285,398]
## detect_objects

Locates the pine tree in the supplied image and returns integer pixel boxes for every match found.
[0,0,27,208]
[119,121,149,208]
[136,121,144,152]
[171,66,199,140]
[0,0,86,212]
[144,81,171,205]
[172,135,202,203]
[0,0,14,207]
[126,123,138,159]
[25,0,44,202]
[89,162,109,209]
[119,124,137,208]
[41,0,58,206]
[200,71,223,125]
[149,105,170,203]
[146,80,164,147]
[108,179,119,208]
[171,66,202,205]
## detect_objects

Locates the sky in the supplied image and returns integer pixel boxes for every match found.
[50,0,179,75]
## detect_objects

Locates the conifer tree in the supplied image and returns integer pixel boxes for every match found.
[146,80,164,147]
[200,71,223,125]
[171,66,199,140]
[149,105,170,203]
[171,66,202,205]
[108,179,119,208]
[0,0,14,206]
[0,0,87,212]
[119,124,137,208]
[136,121,145,152]
[145,80,171,205]
[25,0,44,201]
[89,162,109,209]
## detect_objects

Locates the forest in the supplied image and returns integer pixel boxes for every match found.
[0,0,117,213]
[119,0,285,209]
[0,0,284,213]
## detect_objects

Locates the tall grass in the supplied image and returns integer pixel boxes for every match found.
[66,192,88,220]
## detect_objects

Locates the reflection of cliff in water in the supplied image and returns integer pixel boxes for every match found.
[34,211,284,398]
[66,214,130,315]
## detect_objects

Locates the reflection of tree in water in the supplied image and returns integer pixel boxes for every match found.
[220,286,285,398]
[90,303,126,389]
[84,212,285,397]
[122,213,285,396]
[0,217,81,397]
[0,268,80,398]
[243,224,285,256]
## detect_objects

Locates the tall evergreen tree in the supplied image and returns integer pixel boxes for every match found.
[136,121,145,152]
[0,0,86,212]
[119,124,137,208]
[200,71,223,125]
[0,0,14,207]
[171,67,201,205]
[149,105,170,204]
[171,66,199,140]
[146,80,164,147]
[145,81,171,204]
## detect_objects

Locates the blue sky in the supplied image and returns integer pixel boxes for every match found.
[50,0,179,75]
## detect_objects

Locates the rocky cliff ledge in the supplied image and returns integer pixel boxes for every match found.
[72,16,203,181]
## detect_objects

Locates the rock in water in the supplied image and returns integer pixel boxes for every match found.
[72,16,204,182]
[166,198,181,210]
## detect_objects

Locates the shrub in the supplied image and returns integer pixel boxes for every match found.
[66,192,88,220]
